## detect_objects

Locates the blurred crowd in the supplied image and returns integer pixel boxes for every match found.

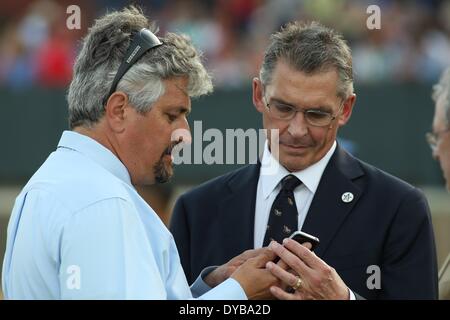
[0,0,449,90]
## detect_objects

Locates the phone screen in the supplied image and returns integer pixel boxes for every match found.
[289,231,320,251]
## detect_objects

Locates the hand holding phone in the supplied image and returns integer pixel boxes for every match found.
[289,230,320,251]
[271,230,320,263]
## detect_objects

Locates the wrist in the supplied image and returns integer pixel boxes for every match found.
[230,273,251,298]
[204,268,222,288]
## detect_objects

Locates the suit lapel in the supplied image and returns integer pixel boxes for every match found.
[216,164,260,256]
[301,145,365,257]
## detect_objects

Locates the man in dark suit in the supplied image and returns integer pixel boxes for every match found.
[427,67,450,299]
[170,21,438,299]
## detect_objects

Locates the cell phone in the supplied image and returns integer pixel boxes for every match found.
[289,230,320,251]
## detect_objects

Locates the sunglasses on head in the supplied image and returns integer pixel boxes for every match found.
[104,28,163,106]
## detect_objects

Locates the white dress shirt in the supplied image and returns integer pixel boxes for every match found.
[254,140,356,300]
[254,140,337,248]
[2,131,246,300]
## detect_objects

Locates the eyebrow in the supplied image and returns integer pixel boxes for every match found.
[270,97,334,113]
[171,106,191,115]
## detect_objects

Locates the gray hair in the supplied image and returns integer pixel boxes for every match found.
[259,21,353,100]
[432,67,450,126]
[67,6,212,129]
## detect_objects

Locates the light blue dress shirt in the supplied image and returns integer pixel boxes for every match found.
[2,131,246,300]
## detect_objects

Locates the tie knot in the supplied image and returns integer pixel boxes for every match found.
[281,174,301,192]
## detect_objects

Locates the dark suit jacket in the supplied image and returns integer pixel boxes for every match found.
[170,145,438,299]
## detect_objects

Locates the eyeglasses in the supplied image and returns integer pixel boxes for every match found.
[104,28,163,106]
[264,95,344,127]
[426,127,450,152]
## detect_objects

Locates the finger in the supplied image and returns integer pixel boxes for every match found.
[240,248,267,260]
[233,248,268,265]
[271,243,289,270]
[282,237,312,250]
[269,241,311,276]
[283,238,324,269]
[245,252,276,269]
[276,259,289,270]
[287,269,297,276]
[270,286,298,300]
[265,261,300,288]
[253,249,277,267]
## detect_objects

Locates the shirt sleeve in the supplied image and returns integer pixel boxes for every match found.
[349,289,356,300]
[190,266,247,300]
[59,197,167,299]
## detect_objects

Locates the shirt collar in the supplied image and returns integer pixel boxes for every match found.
[57,130,132,186]
[260,140,337,199]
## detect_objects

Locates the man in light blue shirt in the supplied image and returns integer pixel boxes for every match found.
[1,6,277,299]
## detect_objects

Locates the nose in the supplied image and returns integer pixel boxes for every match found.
[181,116,190,131]
[172,120,192,145]
[287,111,309,138]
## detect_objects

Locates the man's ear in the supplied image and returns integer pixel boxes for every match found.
[252,78,266,114]
[338,93,356,127]
[104,92,129,133]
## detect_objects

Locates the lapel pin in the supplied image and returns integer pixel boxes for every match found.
[341,192,354,203]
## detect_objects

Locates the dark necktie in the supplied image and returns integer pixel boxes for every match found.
[263,174,302,246]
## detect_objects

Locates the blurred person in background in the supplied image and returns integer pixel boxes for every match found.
[0,0,78,88]
[1,6,278,300]
[427,67,450,299]
[171,21,438,300]
[3,0,450,89]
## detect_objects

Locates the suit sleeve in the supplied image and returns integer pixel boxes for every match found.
[381,188,438,299]
[170,195,193,284]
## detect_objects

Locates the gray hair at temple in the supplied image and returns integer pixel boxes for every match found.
[432,67,450,126]
[67,6,212,129]
[259,21,353,100]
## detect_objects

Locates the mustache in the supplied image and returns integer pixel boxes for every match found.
[163,137,184,156]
